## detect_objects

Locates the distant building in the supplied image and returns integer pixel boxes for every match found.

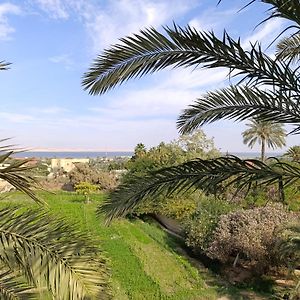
[51,158,89,173]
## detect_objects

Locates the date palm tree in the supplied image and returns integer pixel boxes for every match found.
[82,0,300,220]
[242,119,286,162]
[0,63,109,299]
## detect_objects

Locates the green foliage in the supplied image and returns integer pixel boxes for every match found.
[69,162,118,191]
[135,192,200,222]
[101,156,300,222]
[90,157,129,171]
[184,197,235,253]
[207,204,295,272]
[126,130,220,179]
[4,191,221,300]
[75,181,99,202]
[81,0,300,225]
[0,206,110,299]
[284,146,300,162]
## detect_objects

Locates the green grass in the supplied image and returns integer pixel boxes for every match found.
[0,191,272,299]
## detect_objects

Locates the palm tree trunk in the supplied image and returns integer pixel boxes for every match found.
[261,138,265,162]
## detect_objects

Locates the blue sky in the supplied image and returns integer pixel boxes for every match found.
[0,0,298,152]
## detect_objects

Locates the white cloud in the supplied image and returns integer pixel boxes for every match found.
[0,112,34,123]
[89,86,198,120]
[32,0,197,51]
[0,3,21,40]
[188,7,237,32]
[33,0,69,19]
[82,0,197,52]
[30,106,68,114]
[49,54,73,69]
[242,18,284,49]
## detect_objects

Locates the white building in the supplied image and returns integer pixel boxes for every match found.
[51,158,89,173]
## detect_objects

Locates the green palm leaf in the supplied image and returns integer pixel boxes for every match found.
[0,207,109,299]
[177,86,300,134]
[82,25,299,95]
[100,156,300,222]
[0,139,42,204]
[0,267,36,300]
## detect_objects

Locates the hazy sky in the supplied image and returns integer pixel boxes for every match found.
[0,0,298,152]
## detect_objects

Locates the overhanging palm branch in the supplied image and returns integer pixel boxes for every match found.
[0,207,109,299]
[261,0,300,28]
[177,86,300,134]
[82,25,299,95]
[82,0,300,223]
[100,156,300,222]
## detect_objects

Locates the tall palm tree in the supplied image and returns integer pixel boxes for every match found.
[81,0,300,220]
[242,119,286,161]
[0,62,109,299]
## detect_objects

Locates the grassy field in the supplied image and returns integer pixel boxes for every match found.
[0,191,271,300]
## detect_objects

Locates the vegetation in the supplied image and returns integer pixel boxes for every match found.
[81,0,300,297]
[284,146,300,162]
[0,149,109,299]
[1,191,237,300]
[0,63,109,298]
[242,119,286,162]
[208,204,294,271]
[69,162,118,191]
[75,181,99,203]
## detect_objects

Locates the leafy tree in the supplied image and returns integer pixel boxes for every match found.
[176,129,220,159]
[82,0,300,220]
[127,130,219,177]
[242,119,286,161]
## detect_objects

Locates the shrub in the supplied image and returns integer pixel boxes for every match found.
[69,163,118,191]
[134,191,206,222]
[74,182,99,203]
[207,204,295,272]
[184,197,235,252]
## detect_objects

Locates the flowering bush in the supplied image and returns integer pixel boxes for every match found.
[207,204,295,271]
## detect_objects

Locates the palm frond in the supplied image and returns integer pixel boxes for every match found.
[100,156,300,222]
[277,33,300,62]
[226,1,300,28]
[82,25,299,95]
[0,61,11,71]
[0,144,42,204]
[177,86,300,134]
[262,0,300,28]
[0,266,36,300]
[0,207,109,300]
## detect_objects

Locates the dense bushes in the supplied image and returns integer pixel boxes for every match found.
[207,204,295,271]
[184,197,234,253]
[69,163,118,191]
